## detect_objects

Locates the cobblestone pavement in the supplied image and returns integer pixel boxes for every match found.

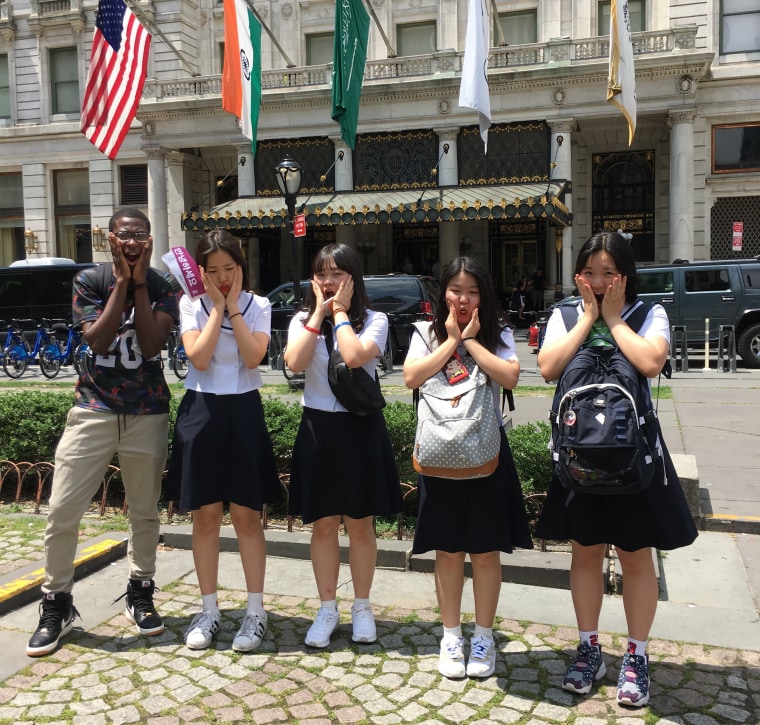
[1,581,759,725]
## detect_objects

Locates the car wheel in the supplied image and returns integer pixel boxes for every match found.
[738,322,760,369]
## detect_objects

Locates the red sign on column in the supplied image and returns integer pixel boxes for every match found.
[293,213,306,237]
[732,221,743,252]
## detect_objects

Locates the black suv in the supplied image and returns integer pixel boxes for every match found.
[637,257,760,368]
[267,274,438,361]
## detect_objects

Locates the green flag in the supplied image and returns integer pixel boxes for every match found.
[332,0,370,150]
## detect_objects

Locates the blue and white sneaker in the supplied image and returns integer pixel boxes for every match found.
[617,651,650,707]
[562,642,607,694]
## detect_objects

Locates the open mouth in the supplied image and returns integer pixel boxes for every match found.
[594,293,605,305]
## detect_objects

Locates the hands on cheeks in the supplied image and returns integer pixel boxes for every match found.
[461,306,481,340]
[444,303,461,342]
[601,275,626,323]
[310,279,325,309]
[200,266,226,308]
[227,265,243,309]
[133,238,152,284]
[331,277,354,314]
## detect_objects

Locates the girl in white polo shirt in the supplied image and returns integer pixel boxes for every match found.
[164,230,281,652]
[285,243,402,649]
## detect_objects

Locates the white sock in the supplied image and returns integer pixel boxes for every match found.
[320,599,337,611]
[247,592,264,615]
[443,624,462,639]
[579,630,600,649]
[201,592,220,616]
[353,597,371,610]
[473,624,493,640]
[628,637,647,656]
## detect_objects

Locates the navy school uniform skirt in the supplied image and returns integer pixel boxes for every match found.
[288,407,403,524]
[164,389,283,512]
[412,428,534,555]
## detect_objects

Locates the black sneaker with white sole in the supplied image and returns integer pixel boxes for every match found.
[26,591,80,657]
[115,579,165,635]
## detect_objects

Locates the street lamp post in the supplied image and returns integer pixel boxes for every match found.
[274,155,303,306]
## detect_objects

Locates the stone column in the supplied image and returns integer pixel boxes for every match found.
[88,157,116,262]
[166,151,194,253]
[236,144,256,197]
[438,223,459,266]
[146,148,169,268]
[668,108,696,263]
[332,138,353,191]
[549,118,574,298]
[435,127,459,187]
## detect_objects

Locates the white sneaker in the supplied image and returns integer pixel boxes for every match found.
[466,635,496,678]
[304,607,340,648]
[438,635,466,678]
[233,610,268,652]
[185,610,221,650]
[351,604,377,643]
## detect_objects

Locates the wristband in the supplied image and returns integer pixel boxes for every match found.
[132,282,149,290]
[334,321,352,331]
[332,305,347,315]
[304,324,320,334]
[462,336,478,342]
[228,312,242,321]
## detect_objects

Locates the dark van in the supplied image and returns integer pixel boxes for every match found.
[0,258,96,325]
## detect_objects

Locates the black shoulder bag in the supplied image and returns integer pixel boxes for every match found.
[323,324,386,416]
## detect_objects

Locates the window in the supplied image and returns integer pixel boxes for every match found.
[721,0,760,54]
[0,54,9,120]
[306,33,333,65]
[598,0,644,36]
[54,169,91,261]
[397,22,436,56]
[0,173,24,265]
[495,11,537,45]
[713,124,760,173]
[120,165,148,205]
[50,47,79,115]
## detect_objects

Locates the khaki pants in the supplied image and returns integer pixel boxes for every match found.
[43,407,169,594]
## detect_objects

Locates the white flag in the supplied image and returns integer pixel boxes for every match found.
[459,0,491,152]
[607,0,637,146]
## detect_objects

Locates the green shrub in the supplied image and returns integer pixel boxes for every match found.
[0,393,553,501]
[0,391,73,462]
[507,420,553,495]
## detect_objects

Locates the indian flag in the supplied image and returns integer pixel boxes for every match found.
[222,0,261,154]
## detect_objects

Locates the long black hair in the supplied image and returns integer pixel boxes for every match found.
[194,230,249,290]
[432,256,507,351]
[306,243,372,332]
[574,232,639,303]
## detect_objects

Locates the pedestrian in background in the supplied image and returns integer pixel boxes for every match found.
[164,230,281,652]
[27,208,181,657]
[403,256,533,679]
[285,244,402,649]
[536,231,698,707]
[531,267,547,311]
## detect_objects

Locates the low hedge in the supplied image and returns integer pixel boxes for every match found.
[0,390,552,495]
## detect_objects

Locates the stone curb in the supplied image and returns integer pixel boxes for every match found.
[0,533,127,615]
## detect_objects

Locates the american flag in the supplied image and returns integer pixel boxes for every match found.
[80,0,151,159]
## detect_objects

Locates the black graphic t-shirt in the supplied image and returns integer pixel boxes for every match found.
[73,265,181,415]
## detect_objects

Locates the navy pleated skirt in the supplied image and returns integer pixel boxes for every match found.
[412,428,534,555]
[288,407,403,524]
[164,389,283,512]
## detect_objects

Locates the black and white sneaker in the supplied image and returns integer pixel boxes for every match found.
[116,579,165,636]
[26,592,80,657]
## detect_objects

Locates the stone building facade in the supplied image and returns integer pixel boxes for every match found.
[1,0,759,299]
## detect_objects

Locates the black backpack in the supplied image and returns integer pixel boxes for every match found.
[549,301,666,495]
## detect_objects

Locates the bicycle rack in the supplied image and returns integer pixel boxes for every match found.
[717,325,737,373]
[670,325,689,373]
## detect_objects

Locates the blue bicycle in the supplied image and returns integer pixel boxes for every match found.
[38,320,84,379]
[2,319,46,379]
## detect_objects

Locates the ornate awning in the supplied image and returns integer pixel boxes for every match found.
[181,182,572,232]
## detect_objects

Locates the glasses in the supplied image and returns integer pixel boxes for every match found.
[113,231,150,242]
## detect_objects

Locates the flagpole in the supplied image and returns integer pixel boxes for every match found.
[361,0,396,57]
[124,0,200,77]
[489,0,507,46]
[243,0,295,68]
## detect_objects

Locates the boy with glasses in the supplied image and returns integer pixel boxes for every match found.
[27,207,181,657]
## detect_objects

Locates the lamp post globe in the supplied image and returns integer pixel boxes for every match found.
[275,155,303,306]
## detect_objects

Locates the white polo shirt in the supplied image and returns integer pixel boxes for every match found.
[289,308,388,412]
[181,291,271,394]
